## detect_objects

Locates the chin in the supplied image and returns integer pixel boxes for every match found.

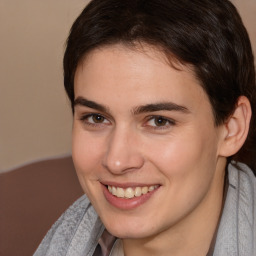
[101,215,159,239]
[107,227,150,239]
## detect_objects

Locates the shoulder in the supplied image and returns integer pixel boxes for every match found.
[228,161,256,197]
[34,195,104,256]
[227,162,256,220]
[214,162,256,255]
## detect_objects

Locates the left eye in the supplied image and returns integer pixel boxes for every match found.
[146,116,175,127]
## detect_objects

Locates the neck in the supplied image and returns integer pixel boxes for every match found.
[122,159,226,256]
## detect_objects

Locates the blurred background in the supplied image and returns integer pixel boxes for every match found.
[0,0,256,173]
[0,0,91,172]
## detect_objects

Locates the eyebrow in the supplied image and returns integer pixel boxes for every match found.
[132,102,190,115]
[74,97,109,113]
[74,96,190,115]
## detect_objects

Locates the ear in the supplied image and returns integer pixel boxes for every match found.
[219,96,252,157]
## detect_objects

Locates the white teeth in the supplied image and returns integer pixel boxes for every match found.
[134,187,142,197]
[107,185,159,199]
[148,186,155,191]
[125,188,134,198]
[116,187,125,198]
[112,186,117,196]
[141,186,148,194]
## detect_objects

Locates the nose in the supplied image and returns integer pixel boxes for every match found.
[102,127,144,174]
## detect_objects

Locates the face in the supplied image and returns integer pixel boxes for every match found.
[72,44,226,240]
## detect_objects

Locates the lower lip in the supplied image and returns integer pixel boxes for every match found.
[102,184,159,210]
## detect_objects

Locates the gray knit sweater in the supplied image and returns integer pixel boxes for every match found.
[34,162,256,256]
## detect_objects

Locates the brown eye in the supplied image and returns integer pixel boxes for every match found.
[92,114,105,123]
[154,116,168,126]
[145,115,175,130]
[80,113,110,126]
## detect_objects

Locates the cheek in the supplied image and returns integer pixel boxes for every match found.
[146,129,218,184]
[72,131,107,204]
[72,130,104,178]
[145,133,219,219]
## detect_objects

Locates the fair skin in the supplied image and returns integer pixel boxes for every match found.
[72,44,251,256]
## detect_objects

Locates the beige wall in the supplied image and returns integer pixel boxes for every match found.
[232,0,256,53]
[0,0,89,172]
[1,0,255,172]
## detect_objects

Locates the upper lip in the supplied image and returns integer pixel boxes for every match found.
[100,181,160,188]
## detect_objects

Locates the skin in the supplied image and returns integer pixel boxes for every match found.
[72,44,228,256]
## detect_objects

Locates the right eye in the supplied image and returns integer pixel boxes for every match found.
[80,113,111,126]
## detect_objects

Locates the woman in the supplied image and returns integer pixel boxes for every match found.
[34,0,256,255]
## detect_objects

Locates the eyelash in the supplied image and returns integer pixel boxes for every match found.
[79,113,176,130]
[144,115,176,130]
[79,113,111,127]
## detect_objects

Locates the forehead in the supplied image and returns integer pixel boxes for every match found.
[74,44,212,114]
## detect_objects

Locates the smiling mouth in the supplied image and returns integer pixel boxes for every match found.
[107,185,159,199]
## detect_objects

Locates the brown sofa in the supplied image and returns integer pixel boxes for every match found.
[0,156,84,256]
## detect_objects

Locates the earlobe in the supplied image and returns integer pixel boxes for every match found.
[219,96,252,157]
